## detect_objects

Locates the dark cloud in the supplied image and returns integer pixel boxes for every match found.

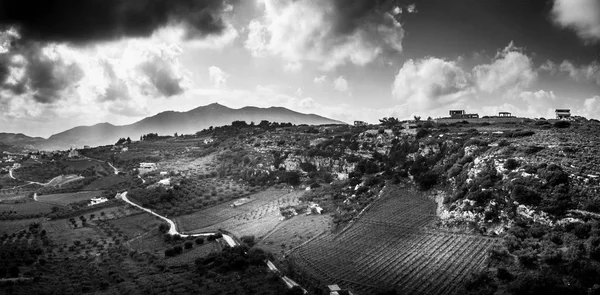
[331,0,401,35]
[0,41,84,103]
[139,57,184,97]
[100,61,129,102]
[0,0,236,44]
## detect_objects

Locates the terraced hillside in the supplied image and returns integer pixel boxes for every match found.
[289,184,497,295]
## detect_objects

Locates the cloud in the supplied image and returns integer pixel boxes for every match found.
[406,4,417,13]
[518,90,557,118]
[539,60,558,74]
[559,60,600,84]
[581,96,600,119]
[244,0,404,70]
[392,57,473,111]
[0,0,237,44]
[334,76,349,92]
[284,60,302,73]
[299,97,316,109]
[472,42,537,94]
[551,0,600,42]
[0,35,192,125]
[208,66,228,88]
[313,75,327,85]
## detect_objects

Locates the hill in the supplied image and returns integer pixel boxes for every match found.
[38,103,344,150]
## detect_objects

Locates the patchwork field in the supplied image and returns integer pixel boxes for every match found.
[0,201,56,216]
[178,189,303,234]
[289,185,498,295]
[0,218,42,234]
[37,190,104,205]
[257,213,332,257]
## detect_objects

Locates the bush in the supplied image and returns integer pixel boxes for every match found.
[503,159,519,171]
[184,241,193,249]
[195,237,204,245]
[415,171,438,190]
[512,185,541,205]
[416,128,430,139]
[553,121,571,128]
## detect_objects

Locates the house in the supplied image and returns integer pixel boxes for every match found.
[556,109,571,120]
[449,110,479,119]
[88,197,108,206]
[68,149,79,158]
[327,284,353,295]
[139,163,157,170]
[498,111,513,117]
[203,138,214,144]
[158,178,171,186]
[83,145,91,149]
[121,147,129,152]
[353,120,368,127]
[159,171,168,176]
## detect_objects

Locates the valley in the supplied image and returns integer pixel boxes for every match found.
[1,117,600,294]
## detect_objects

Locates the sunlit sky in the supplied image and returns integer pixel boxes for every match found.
[1,0,600,137]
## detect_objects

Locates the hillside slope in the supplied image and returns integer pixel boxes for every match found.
[42,103,344,149]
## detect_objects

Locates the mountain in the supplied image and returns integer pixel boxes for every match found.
[0,133,46,151]
[42,103,345,149]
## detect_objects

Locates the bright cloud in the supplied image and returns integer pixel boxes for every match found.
[559,60,600,84]
[208,66,228,88]
[313,75,327,85]
[244,0,404,70]
[334,76,349,93]
[392,57,472,111]
[472,42,537,94]
[551,0,600,42]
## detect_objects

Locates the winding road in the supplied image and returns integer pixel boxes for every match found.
[119,191,237,247]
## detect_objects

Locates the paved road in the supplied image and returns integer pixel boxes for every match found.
[119,192,238,247]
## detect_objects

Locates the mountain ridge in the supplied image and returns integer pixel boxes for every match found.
[3,103,346,150]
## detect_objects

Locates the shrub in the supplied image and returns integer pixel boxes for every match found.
[511,185,541,205]
[184,241,193,249]
[503,159,519,170]
[415,171,438,190]
[553,121,571,128]
[416,128,430,139]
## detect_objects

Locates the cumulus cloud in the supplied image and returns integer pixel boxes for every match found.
[244,0,404,70]
[392,57,472,111]
[334,76,349,93]
[559,60,600,84]
[472,42,537,94]
[581,96,600,119]
[284,60,302,73]
[518,90,557,118]
[313,75,327,85]
[539,60,558,74]
[208,66,228,88]
[0,35,191,122]
[551,0,600,42]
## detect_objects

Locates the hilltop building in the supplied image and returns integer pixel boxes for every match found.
[556,109,571,120]
[449,110,479,119]
[353,120,368,127]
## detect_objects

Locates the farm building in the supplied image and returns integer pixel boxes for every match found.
[556,109,571,120]
[353,120,368,127]
[88,197,108,206]
[139,163,157,170]
[448,110,479,119]
[159,171,168,176]
[68,149,80,158]
[121,147,129,152]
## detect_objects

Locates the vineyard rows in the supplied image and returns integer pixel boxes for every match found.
[290,185,497,295]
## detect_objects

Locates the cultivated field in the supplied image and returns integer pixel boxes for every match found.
[37,190,104,205]
[176,189,302,233]
[289,185,497,295]
[0,201,56,216]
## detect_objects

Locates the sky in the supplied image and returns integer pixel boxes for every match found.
[1,0,600,137]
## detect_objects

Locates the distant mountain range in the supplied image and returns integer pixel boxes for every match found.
[0,103,345,151]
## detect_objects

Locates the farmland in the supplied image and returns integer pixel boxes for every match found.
[176,189,303,233]
[289,185,497,294]
[37,190,104,205]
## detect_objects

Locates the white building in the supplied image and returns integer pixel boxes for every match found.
[88,197,108,206]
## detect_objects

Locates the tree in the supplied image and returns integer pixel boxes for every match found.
[174,132,178,137]
[379,117,400,128]
[184,241,193,249]
[195,237,204,245]
[158,223,169,233]
[414,115,421,122]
